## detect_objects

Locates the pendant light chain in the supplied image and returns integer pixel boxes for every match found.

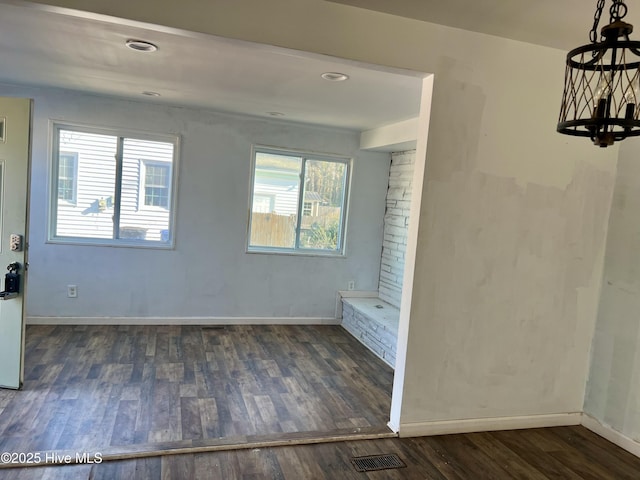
[590,0,606,44]
[610,0,627,23]
[588,1,628,45]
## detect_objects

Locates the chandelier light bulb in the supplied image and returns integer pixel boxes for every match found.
[624,75,640,120]
[595,76,612,102]
[593,75,612,118]
[624,75,640,103]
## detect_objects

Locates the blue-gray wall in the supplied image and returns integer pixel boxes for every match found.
[0,86,390,320]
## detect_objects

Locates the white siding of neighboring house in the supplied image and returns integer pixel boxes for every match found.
[120,139,173,241]
[253,170,299,216]
[55,130,174,242]
[56,131,117,239]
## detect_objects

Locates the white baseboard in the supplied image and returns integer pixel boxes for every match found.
[398,412,582,438]
[26,316,341,326]
[582,413,640,458]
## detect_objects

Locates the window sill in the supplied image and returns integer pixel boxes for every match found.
[246,247,345,258]
[138,206,170,212]
[47,237,174,250]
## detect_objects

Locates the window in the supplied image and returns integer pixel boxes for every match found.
[143,162,171,208]
[50,124,178,246]
[57,152,77,202]
[248,147,350,254]
[252,194,274,213]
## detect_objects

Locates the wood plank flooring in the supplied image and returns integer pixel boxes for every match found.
[0,324,393,455]
[2,426,639,479]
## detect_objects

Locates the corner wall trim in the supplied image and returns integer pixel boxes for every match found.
[582,414,640,458]
[398,412,582,438]
[387,420,399,434]
[335,290,378,319]
[26,316,341,326]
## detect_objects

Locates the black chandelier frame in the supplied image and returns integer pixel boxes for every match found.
[557,0,640,147]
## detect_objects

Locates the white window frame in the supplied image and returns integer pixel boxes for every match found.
[49,122,180,249]
[302,201,313,217]
[139,160,172,211]
[247,145,351,256]
[57,151,78,204]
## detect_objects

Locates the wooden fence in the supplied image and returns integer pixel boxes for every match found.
[250,212,296,248]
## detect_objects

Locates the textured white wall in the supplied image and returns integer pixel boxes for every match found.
[26,0,620,431]
[399,31,616,427]
[4,86,390,319]
[584,140,640,443]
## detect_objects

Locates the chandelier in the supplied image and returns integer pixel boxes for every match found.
[558,0,640,147]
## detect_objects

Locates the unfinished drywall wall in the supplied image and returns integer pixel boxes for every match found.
[27,0,619,433]
[8,86,390,320]
[395,31,616,430]
[584,139,640,444]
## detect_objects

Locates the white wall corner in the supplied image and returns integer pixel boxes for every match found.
[389,74,434,443]
[397,413,583,438]
[335,290,380,320]
[387,419,400,434]
[360,117,418,152]
[582,413,640,459]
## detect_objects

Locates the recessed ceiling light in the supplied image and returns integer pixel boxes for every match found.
[142,91,161,97]
[321,72,349,82]
[126,39,158,53]
[268,111,285,117]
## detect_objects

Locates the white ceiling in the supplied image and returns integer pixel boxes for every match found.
[328,0,640,51]
[0,2,425,132]
[1,1,635,132]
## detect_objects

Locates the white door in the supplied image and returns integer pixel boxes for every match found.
[0,98,31,389]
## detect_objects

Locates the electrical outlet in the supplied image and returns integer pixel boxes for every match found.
[67,285,77,298]
[348,280,355,290]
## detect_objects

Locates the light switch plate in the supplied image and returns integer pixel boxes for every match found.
[9,234,22,252]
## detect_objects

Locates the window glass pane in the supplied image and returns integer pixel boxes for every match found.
[120,138,174,242]
[248,150,349,254]
[51,126,177,246]
[302,201,312,216]
[55,130,117,239]
[249,152,301,249]
[299,160,346,251]
[57,153,76,202]
[144,164,170,208]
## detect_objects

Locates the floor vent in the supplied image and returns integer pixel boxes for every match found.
[351,454,406,472]
[201,326,226,331]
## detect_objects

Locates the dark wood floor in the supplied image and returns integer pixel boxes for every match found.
[2,426,640,479]
[0,324,393,454]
